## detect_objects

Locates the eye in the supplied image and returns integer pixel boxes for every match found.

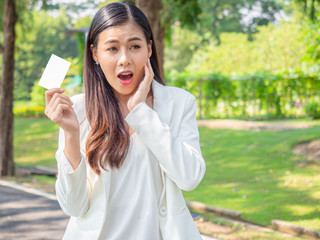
[130,45,141,50]
[107,47,117,52]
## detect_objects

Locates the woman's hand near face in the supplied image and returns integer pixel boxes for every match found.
[44,88,79,135]
[127,58,154,112]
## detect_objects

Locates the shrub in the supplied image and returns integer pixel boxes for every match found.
[14,106,45,118]
[30,81,46,107]
[304,101,320,119]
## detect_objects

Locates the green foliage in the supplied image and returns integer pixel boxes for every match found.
[164,26,204,74]
[30,81,46,106]
[14,10,78,101]
[303,16,320,66]
[98,0,135,8]
[197,0,282,44]
[304,101,320,119]
[295,0,320,22]
[161,0,201,28]
[186,21,306,75]
[13,105,45,118]
[167,71,320,119]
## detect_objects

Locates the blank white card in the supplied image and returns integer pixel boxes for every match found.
[38,54,71,89]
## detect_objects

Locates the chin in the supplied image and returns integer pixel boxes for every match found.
[116,86,135,96]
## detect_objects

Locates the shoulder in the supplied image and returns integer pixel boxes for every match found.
[163,85,197,108]
[155,80,195,102]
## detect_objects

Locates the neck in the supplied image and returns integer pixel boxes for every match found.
[115,92,131,106]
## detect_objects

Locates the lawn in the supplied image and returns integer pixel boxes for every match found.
[13,117,320,231]
[14,117,59,168]
[183,121,320,230]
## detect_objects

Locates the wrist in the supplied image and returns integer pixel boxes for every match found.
[128,101,144,112]
[64,128,80,139]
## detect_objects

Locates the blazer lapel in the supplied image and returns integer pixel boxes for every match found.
[152,79,174,126]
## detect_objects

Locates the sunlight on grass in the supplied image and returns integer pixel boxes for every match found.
[184,123,320,230]
[284,205,317,216]
[278,173,320,190]
[310,191,320,200]
[290,219,320,231]
[14,118,59,168]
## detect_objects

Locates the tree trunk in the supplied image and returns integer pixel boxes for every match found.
[0,0,17,176]
[136,0,165,81]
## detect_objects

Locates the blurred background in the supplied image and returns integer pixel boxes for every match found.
[1,0,320,239]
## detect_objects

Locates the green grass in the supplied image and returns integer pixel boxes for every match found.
[14,118,59,168]
[13,117,320,231]
[183,122,320,230]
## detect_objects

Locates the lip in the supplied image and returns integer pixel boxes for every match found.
[117,70,134,85]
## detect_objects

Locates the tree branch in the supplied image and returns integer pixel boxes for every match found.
[0,44,3,54]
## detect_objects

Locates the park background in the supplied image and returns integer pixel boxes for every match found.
[1,0,320,239]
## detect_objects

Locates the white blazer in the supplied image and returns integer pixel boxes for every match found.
[55,80,206,240]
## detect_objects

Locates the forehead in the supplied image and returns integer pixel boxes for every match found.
[98,22,145,43]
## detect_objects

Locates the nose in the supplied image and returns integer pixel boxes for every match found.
[118,49,132,66]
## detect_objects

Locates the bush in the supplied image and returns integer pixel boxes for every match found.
[14,106,45,118]
[304,101,320,119]
[30,81,46,107]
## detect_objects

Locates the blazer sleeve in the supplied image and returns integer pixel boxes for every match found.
[125,94,206,191]
[55,105,91,217]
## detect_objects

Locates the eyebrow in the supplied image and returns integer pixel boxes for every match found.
[104,37,143,45]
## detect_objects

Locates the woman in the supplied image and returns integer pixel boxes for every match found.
[45,2,206,240]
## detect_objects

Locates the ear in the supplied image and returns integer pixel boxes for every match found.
[147,40,152,58]
[90,44,99,63]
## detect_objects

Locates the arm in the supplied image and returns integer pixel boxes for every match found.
[54,113,91,217]
[126,94,206,191]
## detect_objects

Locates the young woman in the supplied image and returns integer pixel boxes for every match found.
[44,2,206,240]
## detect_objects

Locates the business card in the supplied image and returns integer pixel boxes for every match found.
[38,54,71,89]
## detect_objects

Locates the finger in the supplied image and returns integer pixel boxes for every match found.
[144,62,150,80]
[45,99,73,118]
[45,88,64,106]
[50,97,73,115]
[146,58,154,81]
[148,58,154,79]
[50,104,73,123]
[47,92,73,111]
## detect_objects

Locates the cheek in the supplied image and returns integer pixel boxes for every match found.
[100,56,116,74]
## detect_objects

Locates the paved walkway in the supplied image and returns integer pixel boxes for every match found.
[197,119,313,131]
[0,180,219,240]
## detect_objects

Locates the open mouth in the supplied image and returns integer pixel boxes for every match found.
[118,72,133,81]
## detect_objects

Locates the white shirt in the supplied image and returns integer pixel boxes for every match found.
[99,132,163,240]
[55,80,206,240]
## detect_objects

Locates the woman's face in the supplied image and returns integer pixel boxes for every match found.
[91,21,152,99]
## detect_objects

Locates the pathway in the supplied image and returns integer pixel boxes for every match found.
[0,180,219,240]
[197,119,313,131]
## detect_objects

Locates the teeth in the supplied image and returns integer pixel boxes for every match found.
[120,72,131,75]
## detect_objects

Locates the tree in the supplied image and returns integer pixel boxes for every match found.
[135,0,201,80]
[0,0,17,176]
[14,10,78,100]
[136,0,165,78]
[0,0,87,176]
[198,0,283,44]
[295,0,320,22]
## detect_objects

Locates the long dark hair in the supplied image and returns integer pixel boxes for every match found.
[83,2,165,175]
